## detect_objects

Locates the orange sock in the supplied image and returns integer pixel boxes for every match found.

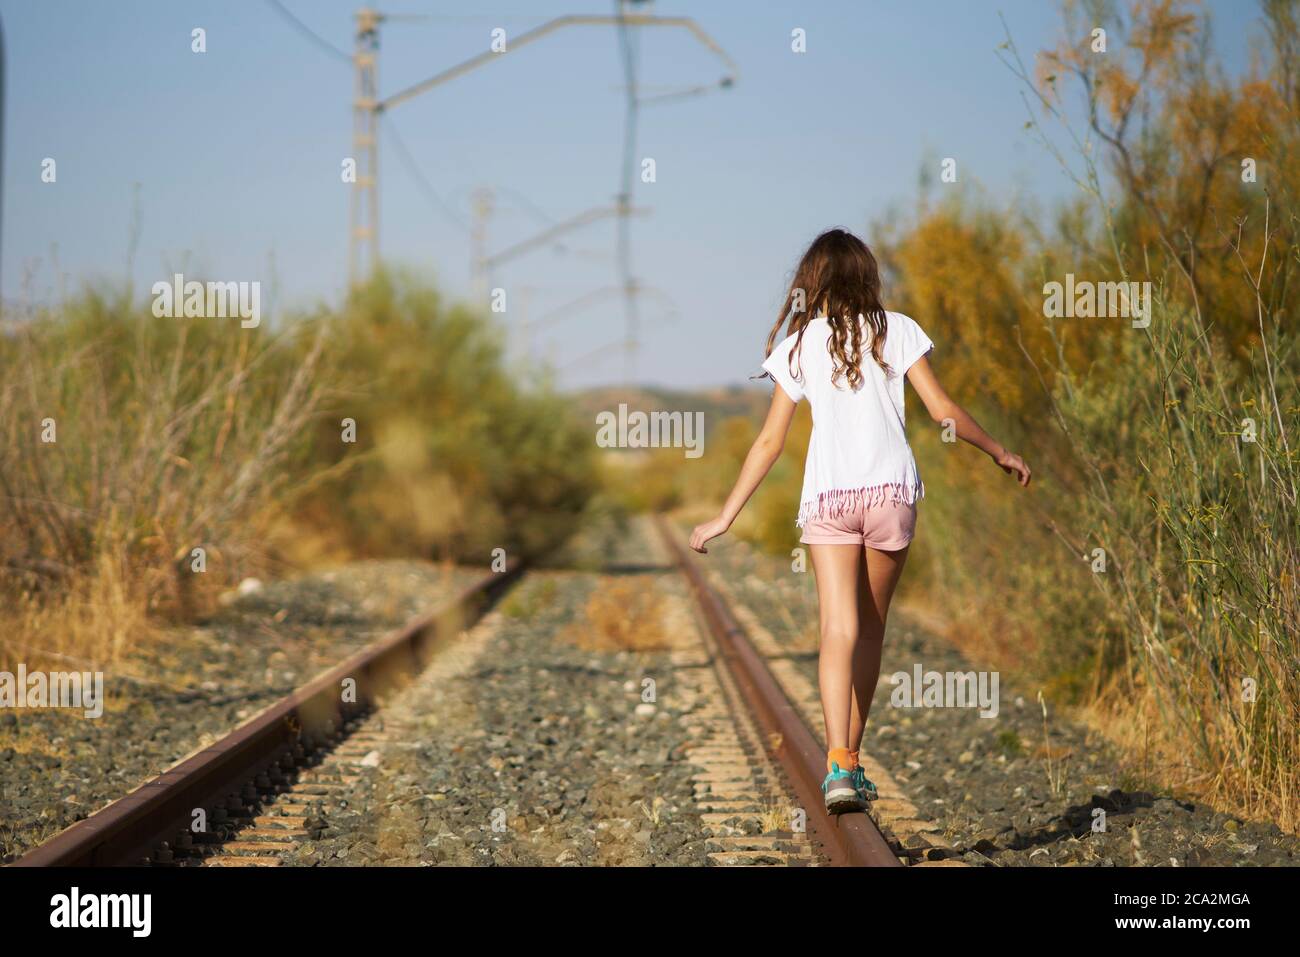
[827,747,855,773]
[850,749,861,768]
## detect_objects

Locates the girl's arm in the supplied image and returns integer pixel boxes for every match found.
[689,387,798,553]
[905,355,1032,487]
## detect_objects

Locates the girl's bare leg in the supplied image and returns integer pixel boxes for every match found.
[810,544,862,751]
[847,545,909,752]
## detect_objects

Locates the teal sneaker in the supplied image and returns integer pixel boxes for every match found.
[822,762,864,814]
[850,765,879,803]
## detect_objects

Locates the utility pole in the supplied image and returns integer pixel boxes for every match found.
[517,283,536,363]
[616,0,642,384]
[469,186,494,301]
[345,8,737,291]
[349,7,381,287]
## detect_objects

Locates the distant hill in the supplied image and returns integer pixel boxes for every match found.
[568,383,770,440]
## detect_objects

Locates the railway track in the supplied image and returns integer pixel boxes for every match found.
[13,515,924,868]
[12,562,525,867]
[650,515,902,867]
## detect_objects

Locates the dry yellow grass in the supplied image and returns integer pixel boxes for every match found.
[757,797,794,834]
[1081,674,1300,834]
[561,579,683,652]
[1,556,159,674]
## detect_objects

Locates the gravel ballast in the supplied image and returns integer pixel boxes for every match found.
[278,518,718,866]
[1,561,480,861]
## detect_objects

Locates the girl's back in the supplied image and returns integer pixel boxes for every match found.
[763,311,933,527]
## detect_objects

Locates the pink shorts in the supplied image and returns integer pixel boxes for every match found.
[799,500,917,550]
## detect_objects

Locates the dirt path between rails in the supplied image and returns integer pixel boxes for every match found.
[267,515,816,866]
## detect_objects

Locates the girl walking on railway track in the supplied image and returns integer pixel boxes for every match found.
[688,228,1031,814]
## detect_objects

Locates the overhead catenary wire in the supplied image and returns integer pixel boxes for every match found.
[259,4,560,275]
[537,1,738,380]
[262,5,473,246]
[345,8,737,293]
[262,1,736,384]
[264,0,352,63]
[384,119,471,233]
[490,185,557,227]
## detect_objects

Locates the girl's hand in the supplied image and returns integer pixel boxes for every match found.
[994,449,1032,487]
[689,515,731,554]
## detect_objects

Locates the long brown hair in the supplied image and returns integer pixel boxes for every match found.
[763,228,890,390]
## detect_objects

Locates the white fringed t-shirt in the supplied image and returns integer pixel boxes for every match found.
[761,312,934,528]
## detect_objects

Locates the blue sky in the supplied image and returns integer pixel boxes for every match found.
[2,1,1256,389]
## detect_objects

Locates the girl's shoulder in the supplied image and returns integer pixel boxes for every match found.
[880,311,934,370]
[882,311,928,341]
[860,311,920,343]
[774,316,830,353]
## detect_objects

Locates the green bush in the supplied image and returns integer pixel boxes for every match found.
[296,269,597,564]
[0,271,597,669]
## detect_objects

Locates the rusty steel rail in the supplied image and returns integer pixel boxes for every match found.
[654,515,902,868]
[14,559,524,867]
